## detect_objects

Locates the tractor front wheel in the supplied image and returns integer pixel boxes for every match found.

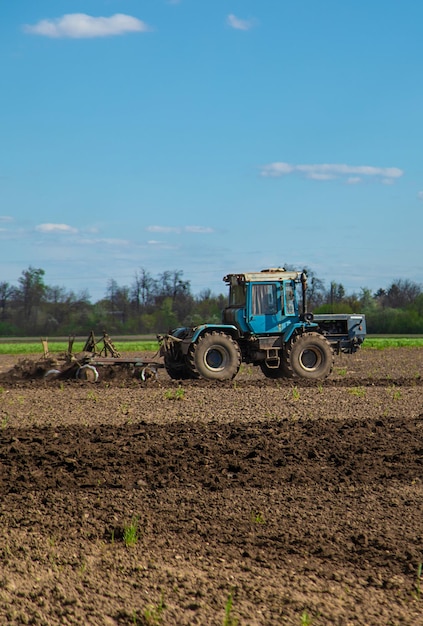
[189,332,241,380]
[283,332,334,380]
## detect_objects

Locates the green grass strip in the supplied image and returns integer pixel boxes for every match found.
[363,337,423,349]
[0,341,160,356]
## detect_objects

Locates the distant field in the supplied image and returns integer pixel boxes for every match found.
[0,336,422,355]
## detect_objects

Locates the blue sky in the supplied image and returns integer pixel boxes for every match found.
[1,1,422,302]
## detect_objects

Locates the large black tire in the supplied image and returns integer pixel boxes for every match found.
[188,332,241,380]
[164,355,192,380]
[282,332,334,380]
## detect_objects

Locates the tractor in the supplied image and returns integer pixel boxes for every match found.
[159,268,366,381]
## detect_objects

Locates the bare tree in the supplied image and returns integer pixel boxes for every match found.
[157,270,190,303]
[17,267,46,324]
[131,268,157,312]
[383,279,422,308]
[0,281,13,321]
[106,279,131,324]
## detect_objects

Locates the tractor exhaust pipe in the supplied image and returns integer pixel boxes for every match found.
[301,271,307,316]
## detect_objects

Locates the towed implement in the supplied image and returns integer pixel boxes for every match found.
[159,268,366,381]
[39,331,163,382]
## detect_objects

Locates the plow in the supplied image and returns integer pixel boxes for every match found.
[20,331,164,383]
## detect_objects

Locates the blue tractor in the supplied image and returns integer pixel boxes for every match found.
[159,268,366,381]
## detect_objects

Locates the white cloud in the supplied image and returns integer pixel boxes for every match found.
[147,225,214,235]
[147,240,177,249]
[226,14,256,31]
[147,225,181,234]
[0,216,13,223]
[418,191,423,200]
[36,223,78,234]
[79,237,130,246]
[307,172,336,181]
[23,13,150,39]
[185,226,214,234]
[260,162,404,184]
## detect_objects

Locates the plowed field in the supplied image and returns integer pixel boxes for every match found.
[0,348,422,625]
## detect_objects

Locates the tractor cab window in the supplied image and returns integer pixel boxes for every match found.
[284,281,296,315]
[229,284,246,307]
[252,284,277,315]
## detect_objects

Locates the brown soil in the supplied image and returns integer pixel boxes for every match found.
[0,348,422,625]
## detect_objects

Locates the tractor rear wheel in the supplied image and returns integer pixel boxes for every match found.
[164,354,192,380]
[283,332,334,380]
[188,332,241,380]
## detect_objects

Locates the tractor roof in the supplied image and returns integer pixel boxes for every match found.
[223,268,302,284]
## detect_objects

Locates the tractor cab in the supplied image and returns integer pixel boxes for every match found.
[222,268,305,337]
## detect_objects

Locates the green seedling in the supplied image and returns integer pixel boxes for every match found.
[124,516,139,547]
[348,387,366,397]
[143,592,165,625]
[337,368,347,376]
[292,386,300,400]
[251,511,265,524]
[301,611,313,625]
[87,391,98,402]
[175,386,185,400]
[164,387,185,400]
[222,592,238,626]
[1,413,9,429]
[413,562,422,600]
[388,386,402,400]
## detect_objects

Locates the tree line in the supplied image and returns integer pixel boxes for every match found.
[0,266,422,336]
